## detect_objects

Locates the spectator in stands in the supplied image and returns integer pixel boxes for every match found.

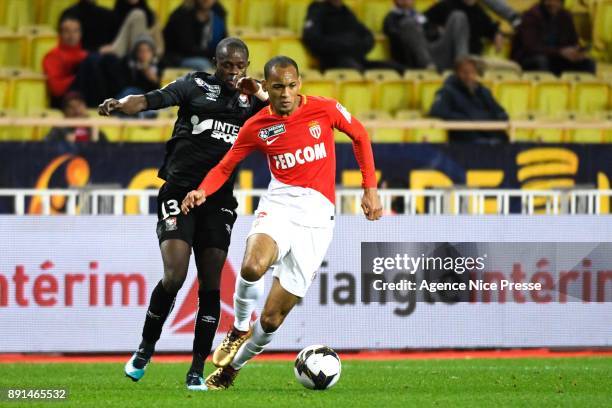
[110,35,162,118]
[425,0,504,60]
[511,0,595,75]
[429,56,509,144]
[302,0,402,72]
[99,0,164,58]
[45,92,108,144]
[60,0,116,52]
[384,0,467,71]
[163,0,227,71]
[43,16,88,108]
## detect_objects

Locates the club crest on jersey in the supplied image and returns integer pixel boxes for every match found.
[238,94,250,108]
[194,77,220,101]
[258,124,286,141]
[308,121,322,139]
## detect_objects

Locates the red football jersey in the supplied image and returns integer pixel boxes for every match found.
[199,95,377,205]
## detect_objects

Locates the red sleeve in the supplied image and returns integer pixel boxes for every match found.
[43,50,74,97]
[327,100,377,188]
[197,122,259,195]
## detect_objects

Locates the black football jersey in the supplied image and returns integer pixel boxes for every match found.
[144,72,267,199]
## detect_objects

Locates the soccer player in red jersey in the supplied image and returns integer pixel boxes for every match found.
[181,56,382,389]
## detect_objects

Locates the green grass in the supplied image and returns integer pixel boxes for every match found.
[0,358,611,407]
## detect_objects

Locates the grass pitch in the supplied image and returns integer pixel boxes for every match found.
[1,357,610,407]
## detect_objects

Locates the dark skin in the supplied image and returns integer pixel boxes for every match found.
[98,46,264,295]
[98,46,261,116]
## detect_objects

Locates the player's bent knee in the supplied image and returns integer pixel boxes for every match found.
[259,312,283,332]
[241,261,267,282]
[162,273,186,295]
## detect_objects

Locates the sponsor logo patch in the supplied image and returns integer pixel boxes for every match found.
[165,216,178,231]
[238,94,251,108]
[258,124,286,142]
[190,116,240,144]
[194,77,221,101]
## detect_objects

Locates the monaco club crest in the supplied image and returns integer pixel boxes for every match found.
[309,121,321,139]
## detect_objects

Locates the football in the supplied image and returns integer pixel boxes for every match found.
[293,345,341,390]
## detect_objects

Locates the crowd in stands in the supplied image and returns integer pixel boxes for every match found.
[39,0,601,144]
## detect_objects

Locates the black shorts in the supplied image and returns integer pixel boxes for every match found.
[155,182,238,251]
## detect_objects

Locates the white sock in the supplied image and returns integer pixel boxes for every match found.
[233,276,264,332]
[231,319,276,369]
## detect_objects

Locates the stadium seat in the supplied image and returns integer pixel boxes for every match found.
[403,69,440,81]
[494,80,531,118]
[239,0,279,30]
[0,75,9,109]
[241,35,273,75]
[527,114,566,143]
[0,108,30,140]
[322,69,362,81]
[0,0,35,31]
[366,35,390,60]
[38,0,75,26]
[300,69,323,81]
[25,28,57,72]
[567,115,606,143]
[343,0,363,18]
[409,122,447,143]
[361,0,392,33]
[592,0,612,61]
[0,32,27,67]
[358,110,404,142]
[161,68,191,87]
[273,36,315,70]
[337,80,374,117]
[123,124,167,143]
[483,70,520,82]
[300,78,336,99]
[395,109,422,120]
[364,69,401,81]
[30,108,63,141]
[415,77,443,113]
[280,0,311,34]
[531,79,571,116]
[561,71,597,82]
[521,71,556,82]
[9,72,47,115]
[570,80,610,113]
[372,79,413,115]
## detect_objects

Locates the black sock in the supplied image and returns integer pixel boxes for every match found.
[141,280,176,346]
[190,289,221,376]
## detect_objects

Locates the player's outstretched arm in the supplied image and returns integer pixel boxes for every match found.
[98,95,147,116]
[361,187,383,221]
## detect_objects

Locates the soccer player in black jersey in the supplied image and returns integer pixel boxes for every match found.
[98,37,268,391]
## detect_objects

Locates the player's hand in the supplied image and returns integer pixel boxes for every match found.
[181,189,206,214]
[236,77,260,95]
[98,98,120,116]
[361,188,382,221]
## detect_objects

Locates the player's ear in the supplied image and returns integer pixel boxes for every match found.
[261,79,268,92]
[297,76,302,91]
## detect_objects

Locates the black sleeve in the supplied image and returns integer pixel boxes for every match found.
[144,73,193,110]
[45,127,67,142]
[483,88,509,120]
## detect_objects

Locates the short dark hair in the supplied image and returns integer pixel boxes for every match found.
[215,37,249,60]
[264,56,299,79]
[454,56,482,75]
[58,14,81,32]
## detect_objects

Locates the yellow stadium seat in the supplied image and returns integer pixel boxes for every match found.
[0,0,35,31]
[123,125,166,143]
[505,0,534,11]
[300,79,336,99]
[361,0,392,34]
[416,78,443,113]
[358,110,404,142]
[162,0,184,25]
[592,0,612,61]
[274,36,315,70]
[344,0,363,18]
[280,0,311,34]
[30,108,63,141]
[161,68,191,87]
[239,0,279,30]
[561,71,597,82]
[409,122,447,143]
[38,0,76,26]
[9,73,47,115]
[322,69,362,81]
[531,79,571,116]
[364,69,401,81]
[337,80,374,117]
[570,81,610,113]
[521,71,556,82]
[0,76,9,109]
[219,0,240,27]
[366,35,390,60]
[483,70,520,82]
[242,35,273,75]
[0,33,27,67]
[373,79,413,114]
[526,113,566,142]
[403,69,440,81]
[28,33,57,72]
[494,80,531,118]
[300,69,323,81]
[0,109,31,141]
[395,109,422,120]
